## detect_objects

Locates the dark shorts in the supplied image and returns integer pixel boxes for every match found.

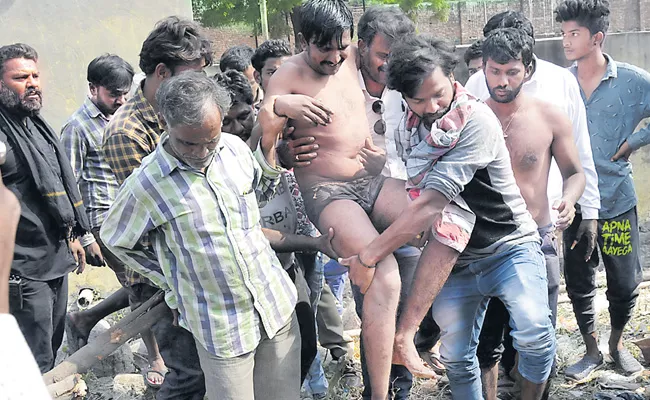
[302,175,387,224]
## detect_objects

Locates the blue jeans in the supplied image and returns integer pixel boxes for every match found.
[431,242,556,400]
[323,258,348,313]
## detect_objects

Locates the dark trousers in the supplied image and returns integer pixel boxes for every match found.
[135,284,206,400]
[10,275,67,373]
[288,264,318,383]
[564,207,643,334]
[476,226,560,374]
[316,283,349,360]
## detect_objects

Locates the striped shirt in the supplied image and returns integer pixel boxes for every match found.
[100,133,297,357]
[61,97,119,230]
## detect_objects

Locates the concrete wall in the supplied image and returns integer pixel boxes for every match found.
[0,0,192,131]
[455,31,650,220]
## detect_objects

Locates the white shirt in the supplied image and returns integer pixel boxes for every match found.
[0,314,51,399]
[465,56,601,220]
[358,70,408,180]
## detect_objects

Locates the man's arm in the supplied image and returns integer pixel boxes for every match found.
[0,176,49,397]
[619,70,650,153]
[348,107,501,267]
[549,107,586,231]
[357,189,449,267]
[263,227,338,260]
[0,175,20,314]
[99,187,177,309]
[60,123,85,186]
[564,73,600,219]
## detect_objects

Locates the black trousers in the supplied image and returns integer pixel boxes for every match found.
[135,284,206,400]
[10,275,67,373]
[564,206,643,334]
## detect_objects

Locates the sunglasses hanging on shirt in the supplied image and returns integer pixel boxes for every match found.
[372,100,386,135]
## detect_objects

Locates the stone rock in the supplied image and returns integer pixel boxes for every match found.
[113,373,147,396]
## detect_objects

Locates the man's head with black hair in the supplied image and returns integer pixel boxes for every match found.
[388,35,459,129]
[483,11,535,43]
[357,6,415,87]
[139,16,212,77]
[482,28,534,104]
[464,39,484,77]
[220,45,259,103]
[219,45,255,73]
[138,16,212,107]
[213,70,255,142]
[298,0,354,76]
[251,40,292,92]
[0,43,42,118]
[555,0,610,61]
[87,54,134,116]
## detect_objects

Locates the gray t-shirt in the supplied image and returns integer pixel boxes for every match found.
[423,102,539,265]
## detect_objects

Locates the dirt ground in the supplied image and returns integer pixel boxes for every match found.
[64,230,650,400]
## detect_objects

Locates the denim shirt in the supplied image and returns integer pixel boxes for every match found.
[569,55,650,219]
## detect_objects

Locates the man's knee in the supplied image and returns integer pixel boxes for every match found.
[367,260,401,301]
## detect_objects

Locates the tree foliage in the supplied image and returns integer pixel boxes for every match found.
[192,0,300,37]
[192,0,451,39]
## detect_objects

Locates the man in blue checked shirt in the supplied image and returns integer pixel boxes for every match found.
[61,54,169,388]
[556,0,650,381]
[101,72,300,400]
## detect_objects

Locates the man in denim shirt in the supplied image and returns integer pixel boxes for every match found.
[556,0,650,380]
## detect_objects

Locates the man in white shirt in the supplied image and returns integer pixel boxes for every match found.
[464,11,601,395]
[353,7,423,400]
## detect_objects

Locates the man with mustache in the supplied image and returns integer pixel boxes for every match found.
[0,43,90,372]
[102,16,213,399]
[480,28,586,400]
[101,72,300,400]
[257,1,470,397]
[61,54,169,388]
[340,34,558,400]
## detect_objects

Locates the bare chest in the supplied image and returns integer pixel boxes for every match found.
[503,114,552,173]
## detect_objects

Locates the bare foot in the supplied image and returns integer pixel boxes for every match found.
[393,333,438,379]
[65,312,93,353]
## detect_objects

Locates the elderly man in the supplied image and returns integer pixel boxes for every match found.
[101,72,300,400]
[0,43,89,372]
[101,16,213,398]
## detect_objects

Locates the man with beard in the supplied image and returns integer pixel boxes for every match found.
[61,54,168,388]
[464,11,601,386]
[0,43,89,372]
[479,28,586,400]
[102,16,213,399]
[257,1,468,397]
[341,35,557,400]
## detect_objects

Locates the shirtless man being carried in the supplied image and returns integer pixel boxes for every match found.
[477,28,586,400]
[256,0,462,397]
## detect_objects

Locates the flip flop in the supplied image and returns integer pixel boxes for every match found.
[419,350,447,374]
[143,368,166,389]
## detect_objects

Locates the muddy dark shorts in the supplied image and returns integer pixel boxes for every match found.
[303,175,387,224]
